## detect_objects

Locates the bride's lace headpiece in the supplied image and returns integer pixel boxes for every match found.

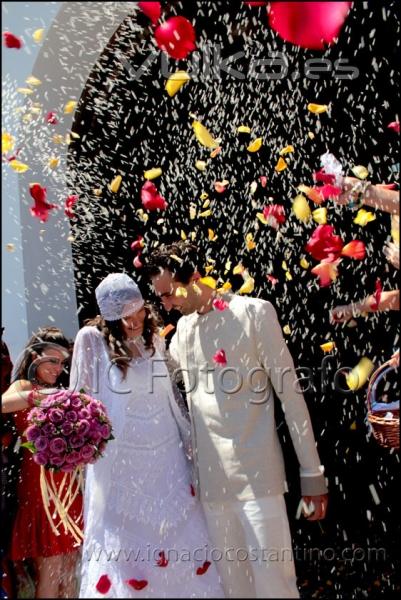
[95,273,145,321]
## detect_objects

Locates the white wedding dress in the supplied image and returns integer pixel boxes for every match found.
[70,326,224,598]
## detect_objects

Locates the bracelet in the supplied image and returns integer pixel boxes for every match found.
[348,180,371,209]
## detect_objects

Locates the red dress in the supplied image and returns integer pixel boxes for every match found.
[10,409,83,560]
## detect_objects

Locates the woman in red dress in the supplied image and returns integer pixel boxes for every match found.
[2,327,82,598]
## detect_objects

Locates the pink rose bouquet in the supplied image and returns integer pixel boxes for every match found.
[21,389,113,543]
[22,389,113,472]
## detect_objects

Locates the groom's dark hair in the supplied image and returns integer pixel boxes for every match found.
[143,241,203,284]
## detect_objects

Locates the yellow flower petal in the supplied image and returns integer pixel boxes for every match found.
[320,341,336,353]
[307,131,315,140]
[165,71,190,97]
[198,209,212,218]
[300,258,310,269]
[64,100,77,114]
[246,233,256,250]
[238,277,255,295]
[233,263,245,275]
[351,165,369,180]
[202,199,211,209]
[26,75,42,86]
[180,230,187,241]
[285,271,293,281]
[247,137,263,152]
[32,28,44,43]
[175,286,188,298]
[346,357,374,391]
[208,228,218,241]
[109,175,122,193]
[204,265,214,275]
[279,145,294,156]
[48,157,60,169]
[281,261,288,271]
[237,125,251,134]
[256,212,268,225]
[217,281,232,293]
[275,157,287,172]
[312,207,328,224]
[200,192,209,200]
[195,160,207,171]
[17,88,34,95]
[292,194,311,222]
[144,167,162,180]
[2,132,15,154]
[354,209,376,227]
[52,134,64,144]
[189,204,197,220]
[199,276,217,289]
[192,121,219,148]
[283,325,291,335]
[9,159,30,173]
[307,103,329,114]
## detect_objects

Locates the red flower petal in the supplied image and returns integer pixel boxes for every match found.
[141,181,168,211]
[305,225,344,262]
[154,16,196,60]
[313,170,336,185]
[46,111,59,125]
[371,278,382,311]
[387,121,400,134]
[212,298,229,311]
[131,236,144,252]
[29,183,58,222]
[157,551,169,567]
[126,579,148,591]
[267,274,279,285]
[319,184,342,199]
[96,574,112,594]
[190,484,196,496]
[138,2,162,24]
[262,204,286,227]
[341,240,366,260]
[3,32,23,49]
[213,349,227,366]
[268,2,352,50]
[259,175,268,187]
[196,561,211,576]
[64,194,78,218]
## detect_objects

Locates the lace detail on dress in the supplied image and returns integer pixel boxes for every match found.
[109,482,196,538]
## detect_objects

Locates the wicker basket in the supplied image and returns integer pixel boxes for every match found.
[366,360,399,449]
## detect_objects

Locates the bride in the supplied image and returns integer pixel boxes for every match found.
[70,273,224,598]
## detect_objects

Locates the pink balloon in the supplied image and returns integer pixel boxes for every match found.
[154,16,196,59]
[268,2,352,50]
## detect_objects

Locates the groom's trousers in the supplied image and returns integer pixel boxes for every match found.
[203,495,300,599]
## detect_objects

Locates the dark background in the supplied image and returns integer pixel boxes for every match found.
[67,2,400,597]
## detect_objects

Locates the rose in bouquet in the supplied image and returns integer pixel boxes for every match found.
[22,389,113,542]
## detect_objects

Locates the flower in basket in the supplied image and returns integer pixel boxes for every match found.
[21,388,114,542]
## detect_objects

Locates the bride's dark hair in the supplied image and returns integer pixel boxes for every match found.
[85,303,161,378]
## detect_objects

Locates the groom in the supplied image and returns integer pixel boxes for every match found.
[144,241,328,599]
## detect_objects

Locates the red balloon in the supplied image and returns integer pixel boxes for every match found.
[268,2,352,50]
[154,16,196,59]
